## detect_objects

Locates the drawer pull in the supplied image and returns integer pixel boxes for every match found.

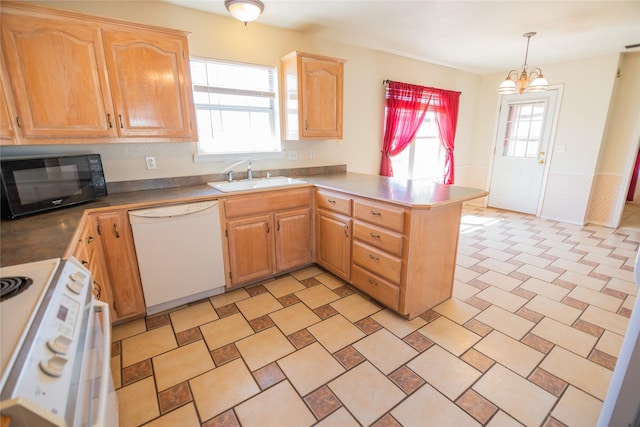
[344,225,350,238]
[368,279,378,286]
[327,199,336,204]
[368,254,379,261]
[370,210,382,216]
[369,232,381,239]
[113,224,120,239]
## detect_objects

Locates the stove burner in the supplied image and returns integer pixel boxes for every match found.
[0,276,34,301]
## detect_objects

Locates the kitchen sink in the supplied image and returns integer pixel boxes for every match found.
[208,176,308,192]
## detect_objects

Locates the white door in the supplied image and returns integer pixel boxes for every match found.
[488,90,558,214]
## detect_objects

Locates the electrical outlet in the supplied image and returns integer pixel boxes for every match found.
[145,156,157,170]
[309,149,316,159]
[288,150,298,160]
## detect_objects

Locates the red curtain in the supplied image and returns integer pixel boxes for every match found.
[379,82,433,176]
[434,90,460,184]
[379,80,461,184]
[627,146,640,201]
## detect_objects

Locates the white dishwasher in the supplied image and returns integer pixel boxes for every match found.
[129,200,226,315]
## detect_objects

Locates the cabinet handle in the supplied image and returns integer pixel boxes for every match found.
[266,223,270,233]
[277,220,280,231]
[370,210,381,216]
[305,119,309,131]
[344,225,349,238]
[94,282,102,300]
[81,260,89,267]
[15,116,21,128]
[107,113,113,128]
[369,232,381,239]
[368,254,379,261]
[113,224,120,239]
[87,236,95,244]
[327,199,336,204]
[368,279,378,287]
[118,114,124,129]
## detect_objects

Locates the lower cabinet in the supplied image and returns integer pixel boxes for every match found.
[91,210,146,323]
[221,188,313,287]
[315,209,351,280]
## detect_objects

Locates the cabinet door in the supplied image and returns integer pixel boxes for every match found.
[226,214,276,285]
[0,70,16,144]
[102,27,195,139]
[1,13,115,139]
[94,211,145,322]
[300,56,343,139]
[275,207,312,272]
[315,209,351,280]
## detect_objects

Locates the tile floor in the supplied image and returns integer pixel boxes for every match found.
[110,206,639,427]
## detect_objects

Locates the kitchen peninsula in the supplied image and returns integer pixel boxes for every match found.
[0,171,487,320]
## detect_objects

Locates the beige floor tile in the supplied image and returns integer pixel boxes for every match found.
[477,258,518,275]
[329,361,405,426]
[277,342,345,395]
[475,270,521,291]
[531,317,597,357]
[268,302,320,336]
[475,286,528,312]
[316,272,348,289]
[153,340,215,391]
[551,258,595,275]
[408,345,481,400]
[580,305,629,336]
[473,364,556,427]
[594,263,636,283]
[290,265,324,280]
[235,292,283,320]
[263,275,306,298]
[308,314,366,353]
[112,318,146,342]
[295,284,340,308]
[474,305,535,340]
[418,316,481,356]
[433,298,481,325]
[551,386,603,427]
[519,277,570,302]
[453,280,482,301]
[392,383,480,426]
[116,376,159,427]
[190,358,260,421]
[353,329,417,374]
[121,325,177,367]
[540,346,612,400]
[235,380,316,426]
[330,292,381,322]
[474,330,544,377]
[144,402,200,427]
[200,312,254,350]
[235,327,295,370]
[568,286,622,313]
[209,288,250,307]
[558,271,607,291]
[478,247,514,262]
[622,294,636,312]
[525,295,581,325]
[371,309,427,338]
[606,277,638,296]
[516,264,560,282]
[595,330,625,357]
[486,411,523,427]
[169,301,219,333]
[513,252,552,269]
[315,407,360,426]
[455,265,482,282]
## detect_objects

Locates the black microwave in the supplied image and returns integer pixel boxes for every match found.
[0,154,108,219]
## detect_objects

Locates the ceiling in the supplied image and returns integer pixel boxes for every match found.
[164,0,640,75]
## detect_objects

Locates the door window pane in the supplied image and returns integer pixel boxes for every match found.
[502,102,546,158]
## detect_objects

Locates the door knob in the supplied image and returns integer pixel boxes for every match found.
[538,160,545,164]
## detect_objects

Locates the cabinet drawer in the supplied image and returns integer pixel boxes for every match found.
[315,189,351,216]
[352,240,402,284]
[351,264,399,310]
[353,221,403,257]
[353,199,404,232]
[224,188,311,218]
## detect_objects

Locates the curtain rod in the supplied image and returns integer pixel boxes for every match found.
[383,79,461,95]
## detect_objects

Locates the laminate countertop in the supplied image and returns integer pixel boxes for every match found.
[0,172,487,267]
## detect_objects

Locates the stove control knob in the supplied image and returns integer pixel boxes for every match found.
[70,271,87,282]
[66,280,84,294]
[47,335,72,355]
[40,355,68,377]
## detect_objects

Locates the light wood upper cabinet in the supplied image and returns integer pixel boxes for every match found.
[101,27,195,139]
[1,12,116,140]
[281,51,345,140]
[0,73,16,144]
[0,2,196,144]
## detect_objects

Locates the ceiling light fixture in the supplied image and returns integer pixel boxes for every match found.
[498,32,548,95]
[224,0,264,25]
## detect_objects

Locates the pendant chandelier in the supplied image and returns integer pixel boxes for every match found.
[224,0,264,25]
[498,32,549,95]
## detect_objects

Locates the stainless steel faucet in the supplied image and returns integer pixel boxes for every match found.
[247,161,253,180]
[227,170,233,182]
